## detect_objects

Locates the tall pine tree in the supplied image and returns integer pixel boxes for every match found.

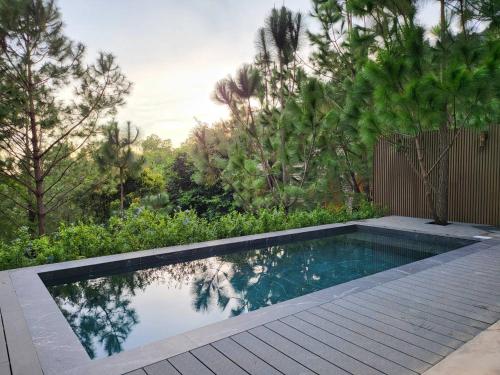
[0,0,130,235]
[96,121,143,215]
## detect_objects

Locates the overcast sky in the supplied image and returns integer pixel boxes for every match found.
[58,1,439,146]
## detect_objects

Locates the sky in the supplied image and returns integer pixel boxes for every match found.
[58,1,439,146]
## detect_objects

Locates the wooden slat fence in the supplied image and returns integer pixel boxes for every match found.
[373,126,500,226]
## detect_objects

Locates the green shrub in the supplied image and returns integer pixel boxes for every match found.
[53,223,114,259]
[0,227,34,269]
[0,202,382,271]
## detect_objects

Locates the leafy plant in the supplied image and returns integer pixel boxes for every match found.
[0,203,382,271]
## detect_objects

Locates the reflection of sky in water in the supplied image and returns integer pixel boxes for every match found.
[123,261,241,353]
[47,231,468,359]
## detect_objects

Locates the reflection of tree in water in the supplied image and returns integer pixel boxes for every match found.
[190,261,233,312]
[49,272,144,358]
[50,245,322,357]
[189,235,391,317]
[224,243,323,315]
[190,239,342,316]
[50,234,391,358]
[48,259,214,358]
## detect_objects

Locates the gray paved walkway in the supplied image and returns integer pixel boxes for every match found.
[125,243,500,375]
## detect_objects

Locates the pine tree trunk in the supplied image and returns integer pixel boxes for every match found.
[279,67,289,203]
[119,167,124,215]
[35,180,46,235]
[459,0,467,36]
[350,171,361,194]
[27,189,36,227]
[27,55,46,236]
[280,127,288,183]
[414,137,438,222]
[436,124,449,224]
[362,179,372,202]
[32,129,45,235]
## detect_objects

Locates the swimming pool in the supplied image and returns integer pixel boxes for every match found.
[44,227,472,359]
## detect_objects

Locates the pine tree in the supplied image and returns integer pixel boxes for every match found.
[352,0,499,224]
[309,0,375,202]
[259,6,304,194]
[96,121,143,215]
[0,0,130,235]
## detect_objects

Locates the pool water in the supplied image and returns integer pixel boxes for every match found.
[46,229,469,359]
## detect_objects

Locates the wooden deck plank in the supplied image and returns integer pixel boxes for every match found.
[375,285,499,323]
[450,256,500,268]
[322,301,451,359]
[408,274,500,300]
[281,314,418,375]
[363,289,489,328]
[249,325,351,375]
[399,275,500,309]
[404,274,496,294]
[262,321,383,375]
[442,262,500,278]
[382,281,500,319]
[191,345,248,375]
[394,278,500,312]
[341,292,480,339]
[144,360,181,375]
[0,361,10,375]
[211,338,282,375]
[449,261,500,274]
[453,252,500,261]
[168,352,213,375]
[424,258,500,277]
[436,269,500,286]
[232,332,314,375]
[424,272,500,292]
[412,272,500,298]
[297,309,431,373]
[322,296,462,353]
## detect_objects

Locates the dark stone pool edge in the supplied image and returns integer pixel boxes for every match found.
[1,221,496,375]
[40,223,474,286]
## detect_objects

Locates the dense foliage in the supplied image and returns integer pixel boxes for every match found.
[0,0,498,269]
[0,0,131,235]
[0,203,381,270]
[348,0,499,224]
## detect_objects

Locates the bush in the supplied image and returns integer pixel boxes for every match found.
[0,202,382,271]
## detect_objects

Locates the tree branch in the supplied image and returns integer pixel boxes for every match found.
[0,190,31,212]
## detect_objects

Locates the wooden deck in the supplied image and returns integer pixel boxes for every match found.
[125,244,500,375]
[1,218,499,375]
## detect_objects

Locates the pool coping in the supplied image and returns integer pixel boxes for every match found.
[2,220,497,375]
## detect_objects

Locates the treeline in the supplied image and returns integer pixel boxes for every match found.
[189,0,498,224]
[0,0,499,251]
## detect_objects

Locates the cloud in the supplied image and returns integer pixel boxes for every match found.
[55,0,312,145]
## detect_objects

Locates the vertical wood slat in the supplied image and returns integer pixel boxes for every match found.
[373,126,500,226]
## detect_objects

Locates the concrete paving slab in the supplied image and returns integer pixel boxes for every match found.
[423,321,500,375]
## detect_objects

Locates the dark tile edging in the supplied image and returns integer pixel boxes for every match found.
[41,225,359,285]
